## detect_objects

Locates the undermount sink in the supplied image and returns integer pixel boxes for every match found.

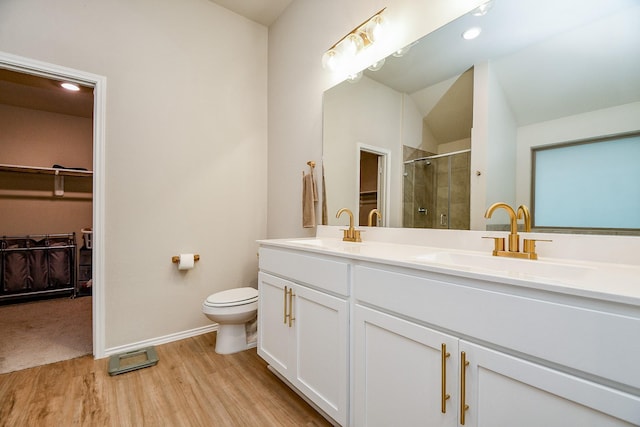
[412,251,593,282]
[284,238,371,255]
[286,238,329,246]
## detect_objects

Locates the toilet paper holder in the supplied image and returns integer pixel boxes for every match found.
[172,254,200,263]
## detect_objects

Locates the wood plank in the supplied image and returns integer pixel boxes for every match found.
[0,333,332,426]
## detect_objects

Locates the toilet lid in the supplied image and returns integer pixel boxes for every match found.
[205,287,258,307]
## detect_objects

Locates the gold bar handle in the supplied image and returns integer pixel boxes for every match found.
[441,343,451,413]
[288,288,295,327]
[460,351,470,425]
[283,286,289,324]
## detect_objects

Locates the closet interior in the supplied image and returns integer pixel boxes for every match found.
[0,68,94,303]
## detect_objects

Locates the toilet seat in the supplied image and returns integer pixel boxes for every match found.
[204,287,258,308]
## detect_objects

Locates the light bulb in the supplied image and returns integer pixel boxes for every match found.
[368,58,385,71]
[339,33,364,60]
[322,49,340,71]
[365,14,386,43]
[346,71,363,83]
[393,46,411,58]
[472,0,495,16]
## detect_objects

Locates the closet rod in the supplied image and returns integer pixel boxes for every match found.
[1,245,76,252]
[2,233,75,240]
[0,163,93,177]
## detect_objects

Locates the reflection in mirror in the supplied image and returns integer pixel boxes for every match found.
[322,0,640,234]
[532,132,640,231]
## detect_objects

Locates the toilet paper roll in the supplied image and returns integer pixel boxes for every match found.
[178,253,195,270]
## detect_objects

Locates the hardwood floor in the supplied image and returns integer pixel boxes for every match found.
[0,333,332,427]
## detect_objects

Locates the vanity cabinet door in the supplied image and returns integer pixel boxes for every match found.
[293,284,349,426]
[258,272,349,426]
[354,305,459,427]
[459,341,640,427]
[258,272,293,376]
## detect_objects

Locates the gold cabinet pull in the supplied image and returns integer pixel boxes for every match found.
[441,343,451,413]
[287,288,295,327]
[283,286,289,324]
[460,351,470,425]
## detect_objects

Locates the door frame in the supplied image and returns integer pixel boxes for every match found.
[356,143,390,227]
[0,51,107,358]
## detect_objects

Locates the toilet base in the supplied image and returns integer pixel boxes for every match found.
[215,323,250,355]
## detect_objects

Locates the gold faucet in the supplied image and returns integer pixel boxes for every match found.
[517,205,531,232]
[485,202,519,252]
[484,202,549,260]
[336,208,361,242]
[367,209,382,227]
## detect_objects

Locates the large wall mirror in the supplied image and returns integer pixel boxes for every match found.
[322,0,640,234]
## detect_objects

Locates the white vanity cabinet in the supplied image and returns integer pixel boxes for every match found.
[460,341,638,427]
[354,264,640,427]
[353,304,459,426]
[258,247,349,426]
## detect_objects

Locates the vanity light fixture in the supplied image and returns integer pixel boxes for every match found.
[321,8,387,72]
[60,82,80,91]
[462,26,482,40]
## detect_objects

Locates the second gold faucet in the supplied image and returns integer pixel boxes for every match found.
[367,209,382,227]
[336,208,361,242]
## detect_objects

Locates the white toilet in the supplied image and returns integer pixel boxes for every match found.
[202,287,258,355]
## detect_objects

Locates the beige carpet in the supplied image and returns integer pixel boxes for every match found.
[0,296,92,374]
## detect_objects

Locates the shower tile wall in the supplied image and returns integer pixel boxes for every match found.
[403,146,470,229]
[449,151,470,230]
[435,157,449,229]
[403,146,434,228]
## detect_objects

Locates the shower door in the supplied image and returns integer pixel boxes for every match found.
[403,151,470,229]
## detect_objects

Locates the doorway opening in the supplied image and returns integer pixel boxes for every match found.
[357,144,390,227]
[0,51,106,367]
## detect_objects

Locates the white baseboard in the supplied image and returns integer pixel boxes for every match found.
[102,324,218,358]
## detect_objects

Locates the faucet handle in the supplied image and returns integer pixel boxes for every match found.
[482,236,505,256]
[522,238,552,259]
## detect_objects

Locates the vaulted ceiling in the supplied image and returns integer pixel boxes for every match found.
[206,0,293,26]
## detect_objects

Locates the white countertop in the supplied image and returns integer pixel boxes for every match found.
[258,236,640,306]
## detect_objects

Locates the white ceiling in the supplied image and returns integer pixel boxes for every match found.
[206,0,293,26]
[365,0,640,127]
[0,69,94,118]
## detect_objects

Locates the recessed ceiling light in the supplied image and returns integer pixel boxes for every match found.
[61,82,80,91]
[462,27,482,40]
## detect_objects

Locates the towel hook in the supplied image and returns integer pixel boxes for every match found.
[303,161,316,177]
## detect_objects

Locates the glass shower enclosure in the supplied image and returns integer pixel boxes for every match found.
[403,149,470,229]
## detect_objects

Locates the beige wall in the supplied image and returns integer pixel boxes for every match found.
[0,0,267,350]
[323,76,403,227]
[0,0,482,351]
[267,0,485,238]
[0,104,93,246]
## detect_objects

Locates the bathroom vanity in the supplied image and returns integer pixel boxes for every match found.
[257,230,640,426]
